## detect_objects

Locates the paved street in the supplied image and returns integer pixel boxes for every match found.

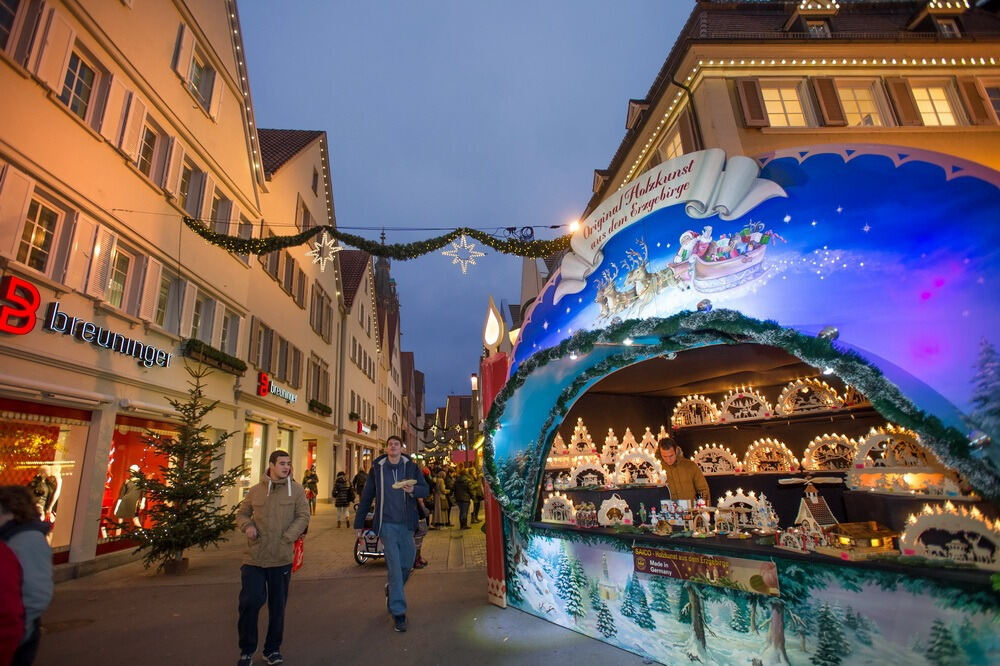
[37,505,645,665]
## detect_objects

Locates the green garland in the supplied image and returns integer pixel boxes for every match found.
[483,310,1000,530]
[183,218,570,260]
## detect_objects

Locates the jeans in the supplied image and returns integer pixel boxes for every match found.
[238,563,292,655]
[11,619,40,666]
[471,499,481,521]
[381,522,415,617]
[458,500,470,527]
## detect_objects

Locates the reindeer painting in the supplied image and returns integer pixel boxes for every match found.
[593,261,639,320]
[621,238,690,310]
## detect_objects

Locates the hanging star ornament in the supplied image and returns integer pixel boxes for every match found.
[441,234,485,274]
[305,230,342,272]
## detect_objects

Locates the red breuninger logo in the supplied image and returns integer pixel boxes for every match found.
[0,275,40,335]
[257,372,271,397]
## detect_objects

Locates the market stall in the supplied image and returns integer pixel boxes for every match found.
[483,145,1000,665]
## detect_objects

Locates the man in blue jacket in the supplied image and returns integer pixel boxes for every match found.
[354,435,429,632]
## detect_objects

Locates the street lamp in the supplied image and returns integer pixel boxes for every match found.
[463,419,471,463]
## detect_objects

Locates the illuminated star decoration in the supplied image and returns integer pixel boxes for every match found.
[305,230,342,272]
[441,234,485,274]
[862,223,871,233]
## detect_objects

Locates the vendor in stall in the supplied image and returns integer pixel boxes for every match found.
[657,439,710,503]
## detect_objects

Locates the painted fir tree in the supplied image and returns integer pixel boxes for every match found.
[925,619,963,666]
[649,576,672,614]
[597,600,617,639]
[565,569,587,623]
[620,575,637,619]
[968,338,1000,449]
[730,596,751,633]
[853,609,872,647]
[589,579,602,610]
[811,603,846,666]
[676,586,691,624]
[504,536,525,603]
[631,576,656,630]
[555,545,573,601]
[122,365,244,571]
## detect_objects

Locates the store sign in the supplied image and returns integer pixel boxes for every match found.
[257,372,297,403]
[1,276,173,368]
[357,420,371,434]
[633,545,780,597]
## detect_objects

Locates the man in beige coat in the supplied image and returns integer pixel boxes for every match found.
[235,450,309,666]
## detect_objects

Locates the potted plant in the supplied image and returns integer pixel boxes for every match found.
[348,411,360,421]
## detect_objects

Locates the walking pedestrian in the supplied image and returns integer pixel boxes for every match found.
[235,450,310,665]
[453,470,472,529]
[431,470,448,527]
[351,465,368,500]
[413,497,430,569]
[333,471,354,527]
[0,485,53,666]
[302,465,319,516]
[470,468,484,524]
[354,435,429,632]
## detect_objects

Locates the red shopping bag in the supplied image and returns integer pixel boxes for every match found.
[292,537,304,572]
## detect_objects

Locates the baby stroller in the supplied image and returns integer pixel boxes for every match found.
[353,502,385,565]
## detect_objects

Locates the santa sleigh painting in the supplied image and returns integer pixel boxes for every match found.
[673,222,785,294]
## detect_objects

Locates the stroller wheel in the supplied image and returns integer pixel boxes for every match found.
[354,538,369,565]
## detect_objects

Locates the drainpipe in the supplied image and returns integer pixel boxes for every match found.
[670,75,704,151]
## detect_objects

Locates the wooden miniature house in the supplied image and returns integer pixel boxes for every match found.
[815,521,899,561]
[795,484,839,534]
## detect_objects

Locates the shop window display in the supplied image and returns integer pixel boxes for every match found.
[97,416,171,551]
[0,398,88,557]
[240,422,267,499]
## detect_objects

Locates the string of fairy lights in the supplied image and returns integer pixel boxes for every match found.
[183,217,573,274]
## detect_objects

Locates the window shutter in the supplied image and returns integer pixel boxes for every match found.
[210,301,224,347]
[957,77,994,125]
[138,257,162,321]
[172,23,194,79]
[296,268,307,307]
[200,173,216,222]
[885,78,922,126]
[120,93,148,161]
[179,281,197,338]
[248,316,259,364]
[99,74,129,145]
[63,213,97,291]
[810,77,847,126]
[0,164,35,259]
[31,8,75,92]
[269,330,279,372]
[229,202,242,236]
[85,226,118,299]
[736,78,769,128]
[676,109,696,154]
[235,315,247,359]
[163,137,185,196]
[208,71,223,119]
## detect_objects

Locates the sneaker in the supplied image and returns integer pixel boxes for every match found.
[237,655,253,665]
[264,654,283,665]
[385,583,390,611]
[393,614,408,632]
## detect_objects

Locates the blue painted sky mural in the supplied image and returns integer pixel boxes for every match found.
[511,145,1000,420]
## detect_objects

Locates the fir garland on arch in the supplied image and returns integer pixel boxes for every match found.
[183,217,570,260]
[484,310,999,530]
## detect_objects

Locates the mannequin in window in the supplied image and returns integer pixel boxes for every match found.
[26,466,60,523]
[114,465,146,528]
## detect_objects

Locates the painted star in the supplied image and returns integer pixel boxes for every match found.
[304,230,342,272]
[862,223,871,233]
[542,321,549,330]
[810,220,818,227]
[836,206,843,214]
[441,234,486,274]
[783,214,792,223]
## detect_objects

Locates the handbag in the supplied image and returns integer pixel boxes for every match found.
[292,537,304,572]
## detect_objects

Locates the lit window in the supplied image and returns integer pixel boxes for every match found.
[660,127,683,162]
[59,52,97,121]
[911,85,957,126]
[761,83,808,127]
[836,84,884,126]
[870,538,881,548]
[0,0,19,51]
[17,199,59,272]
[105,247,133,309]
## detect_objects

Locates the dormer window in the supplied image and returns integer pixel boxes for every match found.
[806,20,830,38]
[935,18,960,38]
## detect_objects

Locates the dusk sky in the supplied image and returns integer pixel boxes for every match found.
[239,1,695,410]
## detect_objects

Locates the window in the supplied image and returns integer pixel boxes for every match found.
[251,321,275,371]
[236,216,253,263]
[761,82,808,127]
[220,309,240,356]
[308,355,329,404]
[299,202,313,230]
[276,336,289,381]
[660,127,683,163]
[982,85,1000,120]
[836,82,885,127]
[191,292,214,343]
[310,284,333,341]
[282,254,295,293]
[178,161,196,214]
[59,51,97,122]
[137,125,157,175]
[311,169,319,196]
[806,20,830,38]
[911,84,957,126]
[105,245,134,310]
[936,18,960,38]
[17,199,59,272]
[154,270,182,333]
[210,193,231,234]
[0,0,18,51]
[188,50,215,111]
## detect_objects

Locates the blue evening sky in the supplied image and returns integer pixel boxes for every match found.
[239,0,695,410]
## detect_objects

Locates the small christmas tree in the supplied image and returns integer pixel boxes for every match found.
[122,365,244,572]
[505,538,524,603]
[925,619,963,666]
[589,579,602,610]
[811,603,846,666]
[556,546,573,601]
[630,575,656,630]
[676,586,691,624]
[968,338,1000,442]
[650,576,672,614]
[730,596,750,633]
[853,610,872,646]
[597,600,617,638]
[565,571,586,622]
[620,575,637,619]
